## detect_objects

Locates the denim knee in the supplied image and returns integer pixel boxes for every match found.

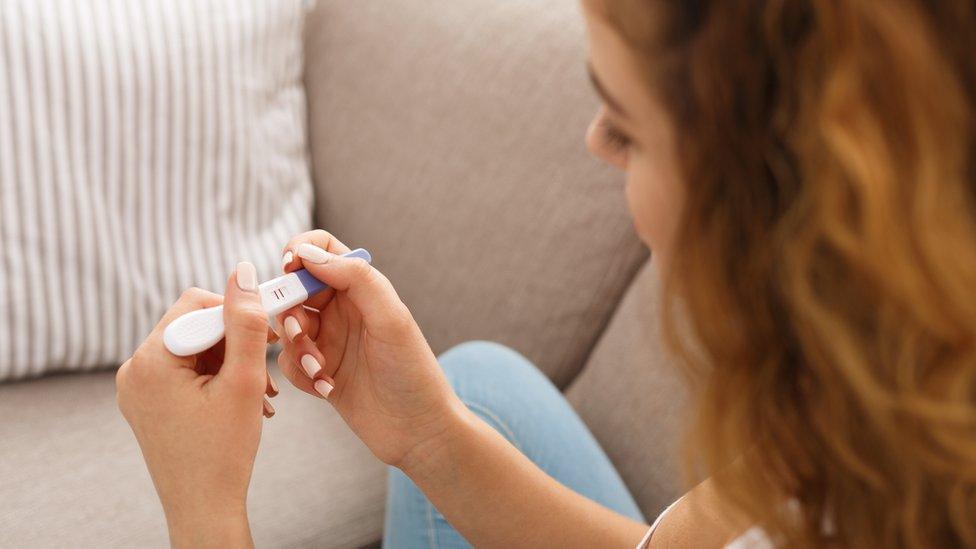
[439,341,553,395]
[432,341,647,523]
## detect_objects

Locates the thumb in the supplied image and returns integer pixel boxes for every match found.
[218,261,270,391]
[295,244,411,332]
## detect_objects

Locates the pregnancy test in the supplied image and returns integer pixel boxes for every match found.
[163,248,372,357]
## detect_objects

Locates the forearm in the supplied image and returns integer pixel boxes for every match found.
[400,402,649,548]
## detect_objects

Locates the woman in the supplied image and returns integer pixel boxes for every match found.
[117,0,976,547]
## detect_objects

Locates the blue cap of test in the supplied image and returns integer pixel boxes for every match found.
[295,248,373,297]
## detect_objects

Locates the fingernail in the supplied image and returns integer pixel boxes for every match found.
[263,397,276,418]
[236,261,258,292]
[284,316,302,341]
[281,250,293,271]
[268,374,279,397]
[296,243,334,265]
[270,319,282,339]
[314,379,334,399]
[300,354,322,378]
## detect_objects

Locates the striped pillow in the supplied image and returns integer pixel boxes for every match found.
[0,1,314,380]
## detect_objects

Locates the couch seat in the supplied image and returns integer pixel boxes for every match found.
[0,363,385,548]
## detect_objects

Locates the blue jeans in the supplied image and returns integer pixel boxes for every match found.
[383,341,645,548]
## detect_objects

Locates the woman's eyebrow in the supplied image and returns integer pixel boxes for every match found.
[587,63,629,117]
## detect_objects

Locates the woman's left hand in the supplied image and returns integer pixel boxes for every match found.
[116,262,277,549]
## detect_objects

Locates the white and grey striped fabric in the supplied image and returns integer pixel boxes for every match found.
[0,1,314,380]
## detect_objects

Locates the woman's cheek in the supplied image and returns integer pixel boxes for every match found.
[624,153,683,262]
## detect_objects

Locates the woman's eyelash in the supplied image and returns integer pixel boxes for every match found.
[602,119,631,149]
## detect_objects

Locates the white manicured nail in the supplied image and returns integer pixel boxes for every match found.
[281,250,293,271]
[268,374,279,396]
[236,262,257,292]
[284,316,302,341]
[314,379,334,399]
[263,397,276,417]
[300,354,322,378]
[296,243,334,264]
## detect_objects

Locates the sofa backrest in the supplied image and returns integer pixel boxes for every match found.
[302,0,648,387]
[566,261,688,517]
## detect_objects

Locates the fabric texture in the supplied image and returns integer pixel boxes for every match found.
[303,0,648,388]
[384,341,644,548]
[566,261,690,519]
[0,0,314,380]
[0,361,386,548]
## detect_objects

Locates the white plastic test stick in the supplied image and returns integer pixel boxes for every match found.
[163,248,372,356]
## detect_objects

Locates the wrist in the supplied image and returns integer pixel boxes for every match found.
[165,501,252,549]
[396,396,480,483]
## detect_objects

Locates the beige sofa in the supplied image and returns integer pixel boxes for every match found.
[0,1,687,547]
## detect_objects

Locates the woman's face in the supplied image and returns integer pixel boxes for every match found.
[582,3,683,268]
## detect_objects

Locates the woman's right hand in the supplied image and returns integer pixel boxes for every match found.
[276,231,651,549]
[273,231,466,467]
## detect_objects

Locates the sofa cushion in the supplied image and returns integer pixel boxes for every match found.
[0,363,385,548]
[566,261,690,519]
[0,0,313,381]
[303,0,648,388]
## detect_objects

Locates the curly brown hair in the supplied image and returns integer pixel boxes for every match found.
[593,1,976,546]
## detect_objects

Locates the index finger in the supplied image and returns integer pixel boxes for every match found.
[282,230,353,268]
[281,230,353,309]
[141,287,224,360]
[152,287,224,334]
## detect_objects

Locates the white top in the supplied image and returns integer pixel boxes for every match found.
[636,497,774,549]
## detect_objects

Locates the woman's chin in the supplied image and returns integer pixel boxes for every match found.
[630,218,653,251]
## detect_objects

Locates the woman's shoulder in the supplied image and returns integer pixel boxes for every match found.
[637,480,775,548]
